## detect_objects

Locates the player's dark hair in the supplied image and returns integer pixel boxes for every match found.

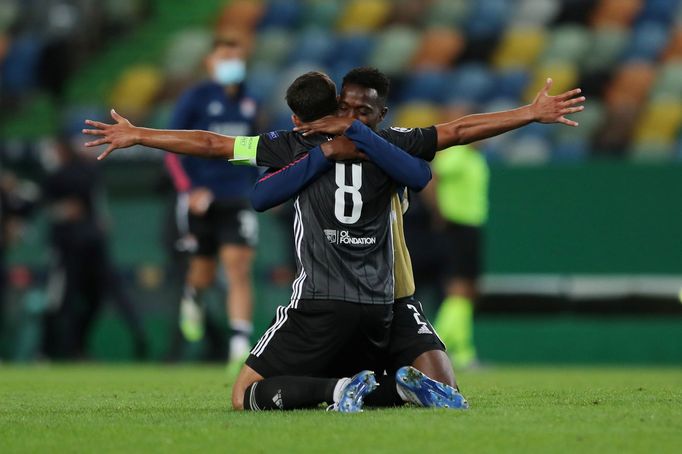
[285,71,338,122]
[342,67,391,103]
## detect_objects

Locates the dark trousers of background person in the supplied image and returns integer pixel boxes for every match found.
[162,194,229,362]
[43,222,147,360]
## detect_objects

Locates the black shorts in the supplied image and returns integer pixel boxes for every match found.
[442,222,483,280]
[189,199,258,255]
[246,299,392,379]
[385,297,446,374]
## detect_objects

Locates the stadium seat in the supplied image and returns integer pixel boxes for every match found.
[582,27,629,72]
[0,35,43,94]
[633,100,682,145]
[422,0,472,27]
[605,62,656,108]
[552,137,590,162]
[257,0,301,30]
[217,0,265,31]
[399,70,450,103]
[337,0,391,34]
[621,21,670,62]
[443,64,495,104]
[367,26,420,76]
[393,102,442,128]
[466,0,512,40]
[492,27,547,70]
[636,0,679,25]
[287,28,336,66]
[246,63,280,104]
[328,33,375,68]
[541,26,591,64]
[298,0,342,30]
[506,135,552,165]
[411,27,464,71]
[591,0,644,28]
[109,65,164,118]
[662,26,682,61]
[524,62,578,103]
[509,0,560,27]
[494,70,531,100]
[251,28,295,67]
[651,61,682,99]
[163,29,212,80]
[554,99,605,142]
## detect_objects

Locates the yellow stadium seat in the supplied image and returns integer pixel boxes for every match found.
[337,0,391,33]
[634,100,682,143]
[393,102,443,129]
[109,65,164,117]
[492,27,547,70]
[524,62,578,103]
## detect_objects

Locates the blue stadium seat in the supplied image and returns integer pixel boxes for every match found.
[621,21,670,62]
[636,0,679,26]
[444,64,494,104]
[1,35,43,94]
[328,34,375,68]
[494,70,530,99]
[552,138,589,162]
[287,28,336,66]
[257,0,302,30]
[466,0,511,40]
[399,70,450,103]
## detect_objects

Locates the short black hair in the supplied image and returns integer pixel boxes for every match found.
[342,67,391,103]
[285,71,338,122]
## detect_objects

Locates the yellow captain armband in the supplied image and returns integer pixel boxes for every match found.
[230,136,259,166]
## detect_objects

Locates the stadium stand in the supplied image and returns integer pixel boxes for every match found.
[4,0,679,161]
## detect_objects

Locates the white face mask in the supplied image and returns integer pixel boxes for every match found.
[213,58,246,85]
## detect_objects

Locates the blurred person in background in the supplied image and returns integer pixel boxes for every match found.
[425,143,489,369]
[163,32,260,365]
[42,137,146,360]
[0,170,38,359]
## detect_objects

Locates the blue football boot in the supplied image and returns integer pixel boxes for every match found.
[328,370,378,413]
[396,366,469,409]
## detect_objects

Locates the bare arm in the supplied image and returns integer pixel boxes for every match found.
[435,78,585,150]
[83,109,236,160]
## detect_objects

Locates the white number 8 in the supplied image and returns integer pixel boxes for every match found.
[334,163,363,224]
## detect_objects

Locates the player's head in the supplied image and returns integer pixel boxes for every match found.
[286,71,338,124]
[206,32,248,86]
[339,67,390,130]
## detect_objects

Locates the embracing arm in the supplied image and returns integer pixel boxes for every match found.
[435,78,585,149]
[344,120,432,191]
[251,138,367,211]
[251,146,331,212]
[83,110,236,160]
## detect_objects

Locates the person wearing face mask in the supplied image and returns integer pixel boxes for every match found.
[163,33,260,366]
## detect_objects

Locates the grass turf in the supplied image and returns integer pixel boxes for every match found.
[1,365,680,453]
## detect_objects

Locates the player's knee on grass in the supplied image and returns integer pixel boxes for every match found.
[231,364,264,411]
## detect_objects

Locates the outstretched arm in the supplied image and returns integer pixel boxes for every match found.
[83,109,236,160]
[435,78,585,149]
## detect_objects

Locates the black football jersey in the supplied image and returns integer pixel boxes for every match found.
[255,126,437,305]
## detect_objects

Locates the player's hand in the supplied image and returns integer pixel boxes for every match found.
[294,116,354,136]
[321,136,367,161]
[530,78,586,127]
[82,109,138,160]
[188,188,214,216]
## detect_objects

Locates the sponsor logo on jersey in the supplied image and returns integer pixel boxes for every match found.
[267,131,279,140]
[390,127,413,133]
[324,229,376,245]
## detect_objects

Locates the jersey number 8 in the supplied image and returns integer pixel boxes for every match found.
[334,163,363,224]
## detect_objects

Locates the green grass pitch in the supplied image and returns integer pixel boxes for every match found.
[1,365,680,453]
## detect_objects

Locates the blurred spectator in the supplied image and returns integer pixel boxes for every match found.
[41,138,147,359]
[164,32,260,364]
